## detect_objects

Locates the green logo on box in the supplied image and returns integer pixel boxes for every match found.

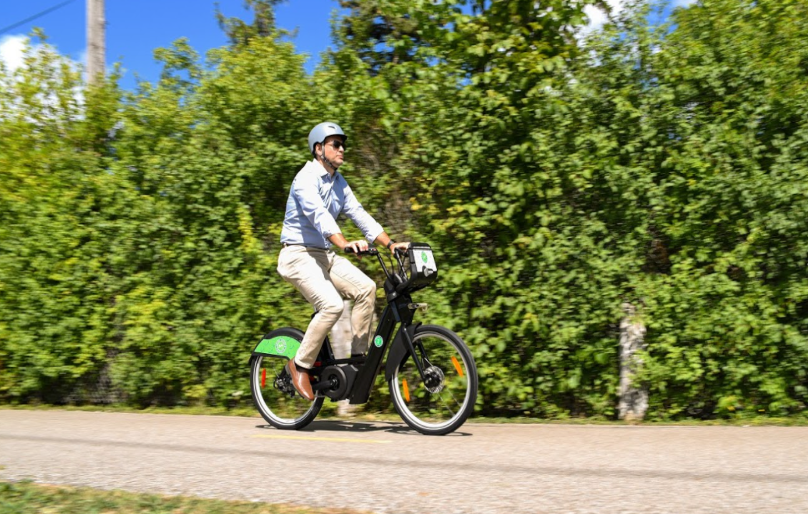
[374,335,383,347]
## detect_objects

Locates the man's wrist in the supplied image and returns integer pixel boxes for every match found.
[386,239,396,250]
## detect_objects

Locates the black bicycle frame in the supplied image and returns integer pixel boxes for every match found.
[348,293,411,403]
[314,248,431,405]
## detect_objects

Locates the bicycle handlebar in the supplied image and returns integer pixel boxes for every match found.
[343,247,379,256]
[344,243,428,296]
[343,246,408,256]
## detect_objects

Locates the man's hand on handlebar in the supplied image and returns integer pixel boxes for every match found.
[343,239,369,258]
[332,233,410,258]
[389,241,410,255]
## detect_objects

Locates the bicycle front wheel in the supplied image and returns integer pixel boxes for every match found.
[250,328,323,430]
[389,325,478,435]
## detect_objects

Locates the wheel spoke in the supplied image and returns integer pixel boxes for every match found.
[441,386,465,411]
[437,393,456,417]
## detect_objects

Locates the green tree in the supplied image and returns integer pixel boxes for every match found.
[0,33,127,402]
[2,0,806,420]
[631,0,808,417]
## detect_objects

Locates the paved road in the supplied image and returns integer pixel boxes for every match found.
[1,410,807,513]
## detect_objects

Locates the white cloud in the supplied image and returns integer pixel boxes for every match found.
[581,0,626,36]
[0,35,86,121]
[0,34,27,72]
[1,34,86,79]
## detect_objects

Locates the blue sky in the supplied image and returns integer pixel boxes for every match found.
[1,0,694,90]
[0,0,342,89]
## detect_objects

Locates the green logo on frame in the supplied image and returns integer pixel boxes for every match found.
[421,251,428,263]
[374,335,383,347]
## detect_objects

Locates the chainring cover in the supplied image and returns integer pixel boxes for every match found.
[321,364,359,401]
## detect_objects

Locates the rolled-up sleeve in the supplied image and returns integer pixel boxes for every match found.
[293,172,342,239]
[342,182,384,242]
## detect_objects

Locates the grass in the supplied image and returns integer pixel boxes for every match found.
[1,403,806,426]
[0,481,373,514]
[473,415,808,426]
[0,402,403,422]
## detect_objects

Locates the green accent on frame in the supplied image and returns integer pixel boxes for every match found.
[374,335,383,347]
[253,336,300,360]
[421,251,428,263]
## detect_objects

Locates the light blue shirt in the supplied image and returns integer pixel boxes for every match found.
[280,160,384,249]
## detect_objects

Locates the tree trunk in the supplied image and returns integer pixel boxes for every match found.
[618,303,648,421]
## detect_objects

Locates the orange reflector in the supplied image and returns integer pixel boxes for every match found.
[403,379,410,402]
[451,356,464,377]
[261,368,267,388]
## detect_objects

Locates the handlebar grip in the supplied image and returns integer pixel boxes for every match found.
[344,247,378,256]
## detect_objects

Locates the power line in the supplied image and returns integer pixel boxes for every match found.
[0,0,76,36]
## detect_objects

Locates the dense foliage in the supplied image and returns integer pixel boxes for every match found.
[1,0,806,420]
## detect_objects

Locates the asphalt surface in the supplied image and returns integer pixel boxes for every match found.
[1,410,807,513]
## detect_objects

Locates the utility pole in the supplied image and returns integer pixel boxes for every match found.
[86,0,105,84]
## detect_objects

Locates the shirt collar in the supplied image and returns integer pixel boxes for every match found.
[309,159,339,181]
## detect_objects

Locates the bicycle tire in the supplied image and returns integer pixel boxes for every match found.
[250,327,323,430]
[388,324,478,435]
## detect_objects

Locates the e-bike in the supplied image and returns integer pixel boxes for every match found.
[249,243,478,435]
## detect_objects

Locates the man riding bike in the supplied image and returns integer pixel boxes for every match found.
[277,122,410,401]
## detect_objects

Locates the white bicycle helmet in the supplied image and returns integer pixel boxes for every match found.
[308,122,347,156]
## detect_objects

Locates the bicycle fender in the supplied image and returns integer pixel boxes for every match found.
[251,328,304,361]
[384,323,420,382]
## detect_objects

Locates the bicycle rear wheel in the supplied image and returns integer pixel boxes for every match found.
[250,328,323,430]
[389,325,478,435]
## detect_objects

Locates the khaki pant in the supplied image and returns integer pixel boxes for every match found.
[277,246,377,368]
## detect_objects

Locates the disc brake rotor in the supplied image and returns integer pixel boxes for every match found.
[423,365,445,394]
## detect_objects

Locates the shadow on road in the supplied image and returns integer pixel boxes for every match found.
[254,420,473,437]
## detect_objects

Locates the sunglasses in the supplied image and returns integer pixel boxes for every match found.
[326,140,346,151]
